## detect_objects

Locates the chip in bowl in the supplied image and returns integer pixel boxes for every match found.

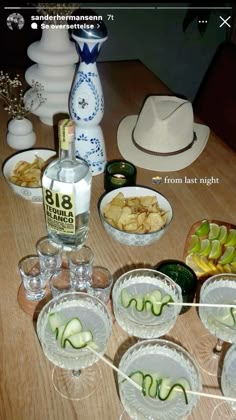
[103,192,168,234]
[98,186,173,246]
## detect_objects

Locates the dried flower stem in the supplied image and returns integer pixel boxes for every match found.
[0,71,46,119]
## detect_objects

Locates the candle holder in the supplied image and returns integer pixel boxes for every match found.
[155,259,198,314]
[104,160,137,192]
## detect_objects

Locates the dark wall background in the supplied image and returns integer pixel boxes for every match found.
[0,2,230,100]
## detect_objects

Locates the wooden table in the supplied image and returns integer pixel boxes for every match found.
[1,60,236,420]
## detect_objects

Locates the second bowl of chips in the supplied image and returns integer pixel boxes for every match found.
[2,148,56,203]
[98,186,173,246]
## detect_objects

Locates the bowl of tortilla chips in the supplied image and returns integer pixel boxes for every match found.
[2,148,56,203]
[98,186,173,246]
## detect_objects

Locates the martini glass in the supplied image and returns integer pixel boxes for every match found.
[211,344,236,419]
[195,273,236,377]
[36,292,112,400]
[112,269,182,339]
[118,339,202,420]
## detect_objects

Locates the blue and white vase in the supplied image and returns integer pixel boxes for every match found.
[69,15,108,176]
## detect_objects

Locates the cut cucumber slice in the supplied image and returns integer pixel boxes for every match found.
[61,317,83,347]
[121,289,132,308]
[217,307,236,327]
[129,371,145,395]
[143,374,153,397]
[128,371,190,404]
[135,296,145,311]
[169,378,190,404]
[146,290,162,315]
[56,324,66,343]
[121,289,145,311]
[148,374,159,398]
[64,330,93,349]
[148,295,162,315]
[149,292,172,316]
[158,377,173,401]
[121,288,172,316]
[129,370,144,386]
[48,312,65,334]
[149,290,162,301]
[231,307,236,325]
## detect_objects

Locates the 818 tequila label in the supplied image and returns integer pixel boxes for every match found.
[43,188,76,235]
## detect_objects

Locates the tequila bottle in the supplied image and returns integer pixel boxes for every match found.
[42,119,92,249]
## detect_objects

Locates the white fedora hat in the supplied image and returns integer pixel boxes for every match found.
[117,95,210,172]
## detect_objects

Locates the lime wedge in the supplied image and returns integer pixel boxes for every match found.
[218,225,228,244]
[230,262,236,273]
[218,246,236,265]
[225,229,236,247]
[208,240,222,260]
[195,220,210,237]
[199,238,211,256]
[208,223,220,240]
[188,235,201,253]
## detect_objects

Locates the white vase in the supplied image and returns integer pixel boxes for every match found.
[25,23,78,126]
[7,118,36,150]
[69,34,107,176]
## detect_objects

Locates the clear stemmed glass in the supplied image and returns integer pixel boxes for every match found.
[36,292,112,400]
[195,273,236,377]
[211,344,236,419]
[112,269,183,339]
[118,339,202,420]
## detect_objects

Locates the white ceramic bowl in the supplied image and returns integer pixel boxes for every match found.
[2,148,56,203]
[98,186,173,246]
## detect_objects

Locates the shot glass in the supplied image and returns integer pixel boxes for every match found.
[18,255,46,301]
[155,259,197,314]
[68,246,94,291]
[36,237,62,275]
[87,266,113,304]
[49,269,76,297]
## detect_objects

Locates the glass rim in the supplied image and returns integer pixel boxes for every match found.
[105,159,136,174]
[201,272,236,292]
[36,236,63,250]
[36,291,113,334]
[69,245,94,259]
[91,266,113,289]
[18,254,40,271]
[113,268,183,293]
[156,259,197,278]
[118,337,202,383]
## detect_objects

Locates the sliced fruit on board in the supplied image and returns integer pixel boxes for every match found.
[218,246,236,265]
[194,219,210,237]
[218,225,228,244]
[188,235,201,253]
[208,223,220,240]
[208,240,222,260]
[225,229,236,247]
[186,254,213,277]
[199,239,211,257]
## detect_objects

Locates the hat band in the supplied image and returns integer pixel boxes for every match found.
[132,131,197,156]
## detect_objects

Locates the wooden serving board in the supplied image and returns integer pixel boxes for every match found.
[183,219,236,282]
[17,257,115,322]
